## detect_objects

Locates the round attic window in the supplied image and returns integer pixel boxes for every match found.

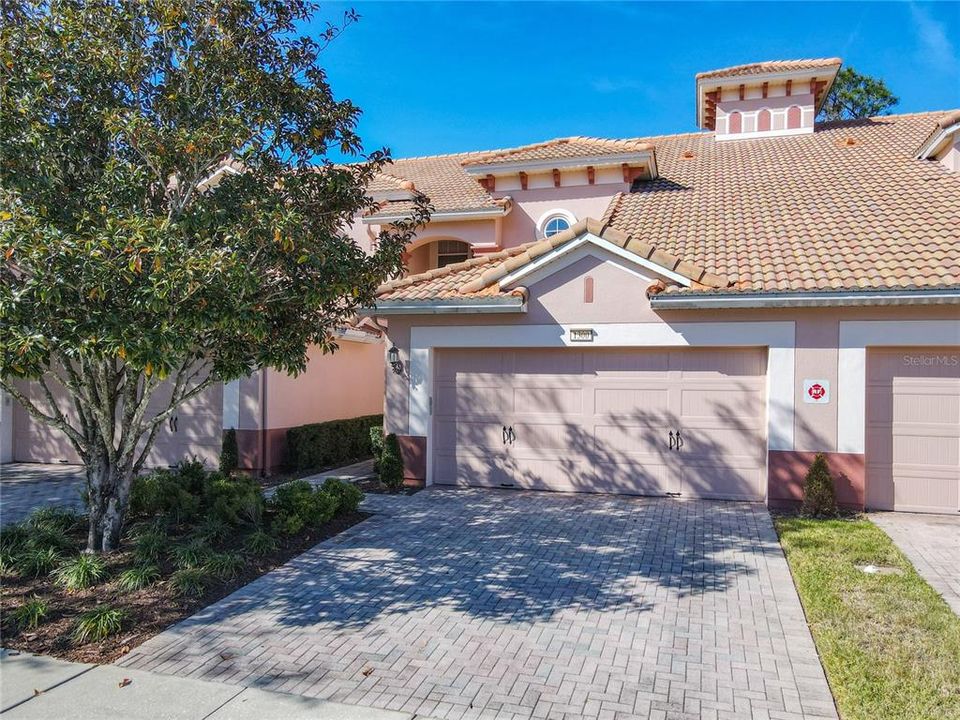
[537,209,577,239]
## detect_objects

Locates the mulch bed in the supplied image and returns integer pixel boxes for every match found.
[354,477,421,496]
[0,511,369,664]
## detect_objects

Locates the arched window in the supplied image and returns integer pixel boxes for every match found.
[536,209,577,239]
[787,105,802,130]
[728,111,742,134]
[435,240,470,268]
[757,109,771,133]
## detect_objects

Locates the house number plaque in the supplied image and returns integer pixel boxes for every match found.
[569,328,594,342]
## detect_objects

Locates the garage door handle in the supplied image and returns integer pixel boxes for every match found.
[502,426,508,444]
[507,426,516,445]
[668,430,674,450]
[675,429,683,450]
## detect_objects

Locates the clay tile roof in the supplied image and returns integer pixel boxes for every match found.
[695,58,842,81]
[376,111,960,301]
[603,111,960,294]
[364,153,501,219]
[462,137,655,167]
[376,218,727,302]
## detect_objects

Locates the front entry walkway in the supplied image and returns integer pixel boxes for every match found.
[870,511,960,616]
[0,464,86,526]
[120,489,836,720]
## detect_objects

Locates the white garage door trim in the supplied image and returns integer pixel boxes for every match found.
[838,320,960,453]
[408,321,796,486]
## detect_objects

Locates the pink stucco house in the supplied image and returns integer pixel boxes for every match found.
[364,58,960,514]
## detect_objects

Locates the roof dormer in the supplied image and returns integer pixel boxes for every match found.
[461,137,658,192]
[696,58,841,141]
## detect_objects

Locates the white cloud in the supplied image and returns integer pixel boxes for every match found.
[910,3,958,70]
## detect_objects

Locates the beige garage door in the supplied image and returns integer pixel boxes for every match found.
[867,348,960,513]
[433,347,767,500]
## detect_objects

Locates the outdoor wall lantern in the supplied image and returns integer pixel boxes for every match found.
[388,346,404,375]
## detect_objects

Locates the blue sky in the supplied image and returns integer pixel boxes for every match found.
[311,2,960,160]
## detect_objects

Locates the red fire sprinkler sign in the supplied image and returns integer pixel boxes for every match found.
[803,379,830,404]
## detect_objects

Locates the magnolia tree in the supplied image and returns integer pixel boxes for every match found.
[0,1,429,551]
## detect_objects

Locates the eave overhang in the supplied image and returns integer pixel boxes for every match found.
[650,287,960,310]
[361,204,512,225]
[462,151,658,180]
[362,296,527,315]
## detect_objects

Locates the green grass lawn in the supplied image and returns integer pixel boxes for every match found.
[775,517,960,720]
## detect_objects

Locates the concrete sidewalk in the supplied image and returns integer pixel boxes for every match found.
[0,650,423,719]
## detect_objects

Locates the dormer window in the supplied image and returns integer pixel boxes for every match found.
[537,209,576,239]
[696,58,841,141]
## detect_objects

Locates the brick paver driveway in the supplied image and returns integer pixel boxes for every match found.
[0,463,86,527]
[870,511,960,616]
[120,489,836,720]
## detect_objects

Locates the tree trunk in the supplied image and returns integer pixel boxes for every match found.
[85,453,134,552]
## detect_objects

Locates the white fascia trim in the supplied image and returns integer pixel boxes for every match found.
[335,327,382,344]
[837,320,960,453]
[651,288,960,309]
[409,321,796,485]
[367,298,526,315]
[506,244,664,290]
[500,233,693,289]
[916,121,960,159]
[361,206,509,225]
[462,153,654,177]
[714,126,813,142]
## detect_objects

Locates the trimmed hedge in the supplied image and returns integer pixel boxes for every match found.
[286,414,383,472]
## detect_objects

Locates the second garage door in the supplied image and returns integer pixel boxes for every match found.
[866,348,960,513]
[433,347,767,500]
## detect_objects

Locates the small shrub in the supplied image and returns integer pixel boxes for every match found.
[169,567,210,598]
[195,516,231,544]
[202,473,264,527]
[129,469,200,523]
[54,553,107,590]
[321,478,364,515]
[801,453,838,518]
[169,538,212,569]
[133,530,170,566]
[16,547,61,577]
[269,480,337,535]
[205,552,245,581]
[25,526,76,553]
[12,596,49,630]
[0,523,30,553]
[0,549,17,576]
[219,428,239,474]
[379,433,404,491]
[116,564,160,592]
[286,413,383,471]
[243,530,277,557]
[28,506,84,534]
[369,425,384,473]
[73,605,127,643]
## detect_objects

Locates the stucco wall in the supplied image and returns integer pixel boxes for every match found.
[496,185,623,249]
[266,340,384,429]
